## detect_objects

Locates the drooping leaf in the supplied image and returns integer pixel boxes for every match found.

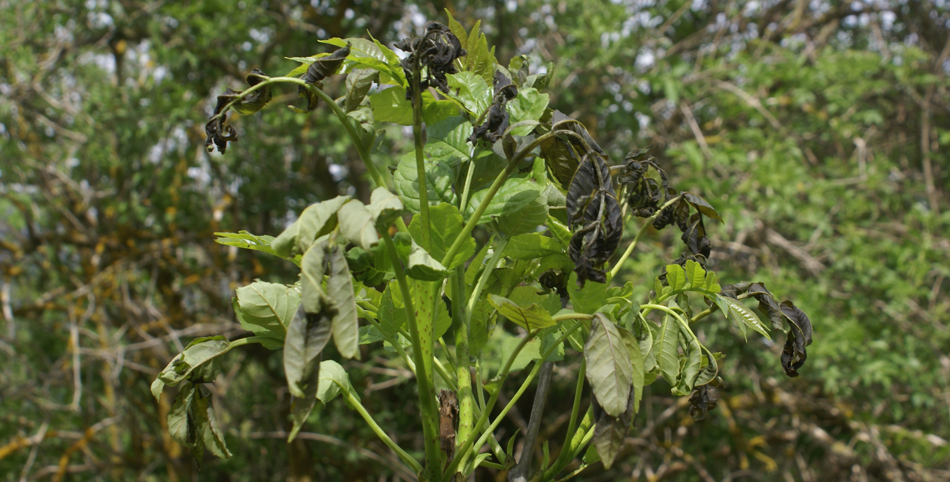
[591,386,634,469]
[167,382,196,448]
[233,281,299,342]
[367,187,405,229]
[317,359,357,405]
[271,196,349,258]
[193,384,232,458]
[584,313,634,417]
[337,200,379,251]
[683,193,723,223]
[654,311,680,387]
[688,385,719,421]
[780,301,813,377]
[326,242,359,359]
[345,244,392,287]
[345,68,378,112]
[672,318,702,396]
[619,328,645,413]
[489,294,556,331]
[158,336,231,385]
[715,294,771,341]
[393,233,450,281]
[283,304,332,399]
[290,43,350,113]
[566,152,623,286]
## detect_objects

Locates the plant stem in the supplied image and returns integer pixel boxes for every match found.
[550,359,586,472]
[508,361,554,482]
[442,329,540,479]
[452,268,475,461]
[227,336,276,349]
[366,318,416,374]
[409,56,431,248]
[608,194,684,280]
[381,230,442,479]
[343,389,423,474]
[465,236,508,315]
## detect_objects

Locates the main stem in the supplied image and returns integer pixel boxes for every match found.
[381,230,442,479]
[409,53,431,248]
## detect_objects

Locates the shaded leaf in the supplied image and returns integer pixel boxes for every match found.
[591,386,634,469]
[233,281,299,341]
[780,301,813,377]
[654,311,680,387]
[337,200,379,251]
[715,295,771,341]
[345,68,378,112]
[409,202,474,269]
[272,196,349,258]
[283,304,332,399]
[367,187,405,229]
[326,242,359,359]
[504,233,563,260]
[584,313,634,417]
[489,294,556,331]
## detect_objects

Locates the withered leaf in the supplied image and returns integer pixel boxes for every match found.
[780,301,813,377]
[566,153,623,286]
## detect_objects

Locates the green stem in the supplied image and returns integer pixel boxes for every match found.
[409,58,430,248]
[442,329,540,479]
[343,389,423,474]
[608,194,684,280]
[452,268,475,460]
[366,318,416,374]
[381,230,442,478]
[690,307,714,324]
[551,312,594,322]
[227,336,276,349]
[465,236,508,315]
[552,359,586,471]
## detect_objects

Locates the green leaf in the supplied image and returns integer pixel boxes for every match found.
[703,271,721,295]
[672,320,702,396]
[284,52,330,77]
[463,22,495,86]
[591,389,634,469]
[423,100,461,125]
[469,299,495,357]
[367,187,405,228]
[150,377,165,402]
[619,328,645,413]
[344,68,378,112]
[398,234,449,281]
[489,294,556,331]
[320,37,404,85]
[214,231,289,261]
[409,202,474,270]
[317,359,358,405]
[378,283,407,340]
[716,295,771,340]
[232,281,299,343]
[666,264,686,292]
[337,200,379,251]
[327,242,359,359]
[284,304,331,399]
[507,285,561,316]
[466,176,544,225]
[168,382,196,447]
[393,150,459,213]
[495,193,548,238]
[300,240,328,314]
[504,233,563,260]
[465,244,490,286]
[272,196,349,258]
[568,272,607,314]
[158,336,230,385]
[545,215,571,247]
[369,86,413,125]
[193,384,232,458]
[446,71,491,116]
[684,260,706,290]
[584,313,634,417]
[507,87,549,136]
[654,311,680,387]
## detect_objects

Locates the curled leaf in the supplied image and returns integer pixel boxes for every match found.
[292,43,350,113]
[566,152,623,286]
[395,22,467,97]
[780,301,813,377]
[469,71,518,145]
[205,69,272,153]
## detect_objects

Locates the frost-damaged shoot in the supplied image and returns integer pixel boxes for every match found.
[156,13,814,481]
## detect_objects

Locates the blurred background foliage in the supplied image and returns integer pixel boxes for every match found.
[1,0,948,480]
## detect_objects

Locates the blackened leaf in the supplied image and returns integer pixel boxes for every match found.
[747,282,786,332]
[688,385,719,421]
[780,301,813,377]
[193,384,232,458]
[272,196,349,258]
[540,135,581,189]
[489,294,556,331]
[345,68,378,112]
[327,242,359,359]
[283,304,332,399]
[584,313,634,417]
[302,43,350,83]
[550,111,605,156]
[337,200,380,251]
[591,386,635,469]
[566,153,623,286]
[683,193,723,223]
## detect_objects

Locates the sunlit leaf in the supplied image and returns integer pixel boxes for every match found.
[489,294,556,331]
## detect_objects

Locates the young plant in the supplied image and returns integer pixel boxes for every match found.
[153,13,814,481]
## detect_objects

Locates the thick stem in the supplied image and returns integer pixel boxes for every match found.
[381,230,442,479]
[409,50,431,248]
[452,269,475,459]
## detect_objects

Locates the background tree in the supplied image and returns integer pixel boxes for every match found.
[1,0,948,481]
